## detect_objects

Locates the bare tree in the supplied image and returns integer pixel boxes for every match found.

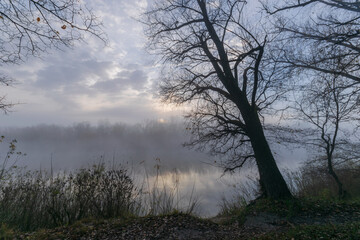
[294,75,360,198]
[143,0,292,199]
[0,0,106,113]
[263,0,360,15]
[261,0,360,197]
[262,0,360,84]
[0,75,13,113]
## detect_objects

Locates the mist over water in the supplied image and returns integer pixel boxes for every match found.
[0,120,303,216]
[1,121,204,171]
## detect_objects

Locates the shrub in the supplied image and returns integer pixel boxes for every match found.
[294,161,360,199]
[0,164,138,231]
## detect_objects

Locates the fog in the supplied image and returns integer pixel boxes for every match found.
[0,120,212,172]
[0,120,304,216]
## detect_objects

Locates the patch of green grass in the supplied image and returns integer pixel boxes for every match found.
[0,223,15,240]
[216,195,248,225]
[29,229,67,240]
[217,197,360,227]
[246,198,303,217]
[217,198,302,225]
[256,221,360,240]
[13,216,134,240]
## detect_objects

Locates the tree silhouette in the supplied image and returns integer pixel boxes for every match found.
[262,0,360,84]
[0,0,106,113]
[261,0,360,198]
[296,76,359,198]
[143,0,292,199]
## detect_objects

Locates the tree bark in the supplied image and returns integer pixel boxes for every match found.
[230,89,293,199]
[145,0,294,200]
[245,109,293,199]
[327,156,346,199]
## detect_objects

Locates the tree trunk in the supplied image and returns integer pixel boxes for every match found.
[327,157,346,199]
[226,85,293,199]
[244,108,293,199]
[197,0,292,199]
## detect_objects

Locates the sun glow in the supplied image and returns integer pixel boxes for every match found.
[158,118,166,123]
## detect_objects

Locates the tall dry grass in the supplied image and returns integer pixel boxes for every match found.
[0,159,200,232]
[0,164,138,231]
[286,161,360,199]
[139,164,200,216]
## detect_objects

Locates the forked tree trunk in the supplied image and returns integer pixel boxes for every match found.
[196,0,293,200]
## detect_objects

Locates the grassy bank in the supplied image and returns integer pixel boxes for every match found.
[0,163,199,234]
[0,160,359,239]
[2,198,359,239]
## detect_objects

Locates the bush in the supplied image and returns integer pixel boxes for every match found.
[293,161,360,199]
[0,164,138,231]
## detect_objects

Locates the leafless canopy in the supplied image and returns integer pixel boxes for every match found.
[262,0,360,85]
[144,0,286,171]
[291,75,360,197]
[0,74,13,113]
[263,0,360,15]
[0,0,106,113]
[0,0,105,63]
[261,0,360,197]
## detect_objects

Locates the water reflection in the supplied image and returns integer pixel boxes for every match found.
[0,121,301,217]
[133,166,256,217]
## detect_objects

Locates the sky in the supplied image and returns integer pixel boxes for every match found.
[0,0,308,216]
[0,0,250,216]
[0,0,184,127]
[0,0,306,177]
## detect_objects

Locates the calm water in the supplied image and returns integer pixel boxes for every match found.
[0,122,303,216]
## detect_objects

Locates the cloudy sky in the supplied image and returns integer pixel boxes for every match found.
[0,0,306,173]
[0,0,184,127]
[0,1,309,215]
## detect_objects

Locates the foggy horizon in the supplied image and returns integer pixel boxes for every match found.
[0,119,263,217]
[1,0,353,221]
[0,118,306,217]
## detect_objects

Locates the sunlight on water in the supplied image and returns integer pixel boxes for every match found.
[135,168,256,217]
[0,122,301,217]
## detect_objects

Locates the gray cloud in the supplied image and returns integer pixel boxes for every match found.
[35,58,112,91]
[32,49,149,94]
[0,0,165,127]
[92,68,148,93]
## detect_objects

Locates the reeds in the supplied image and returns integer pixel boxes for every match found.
[0,161,200,231]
